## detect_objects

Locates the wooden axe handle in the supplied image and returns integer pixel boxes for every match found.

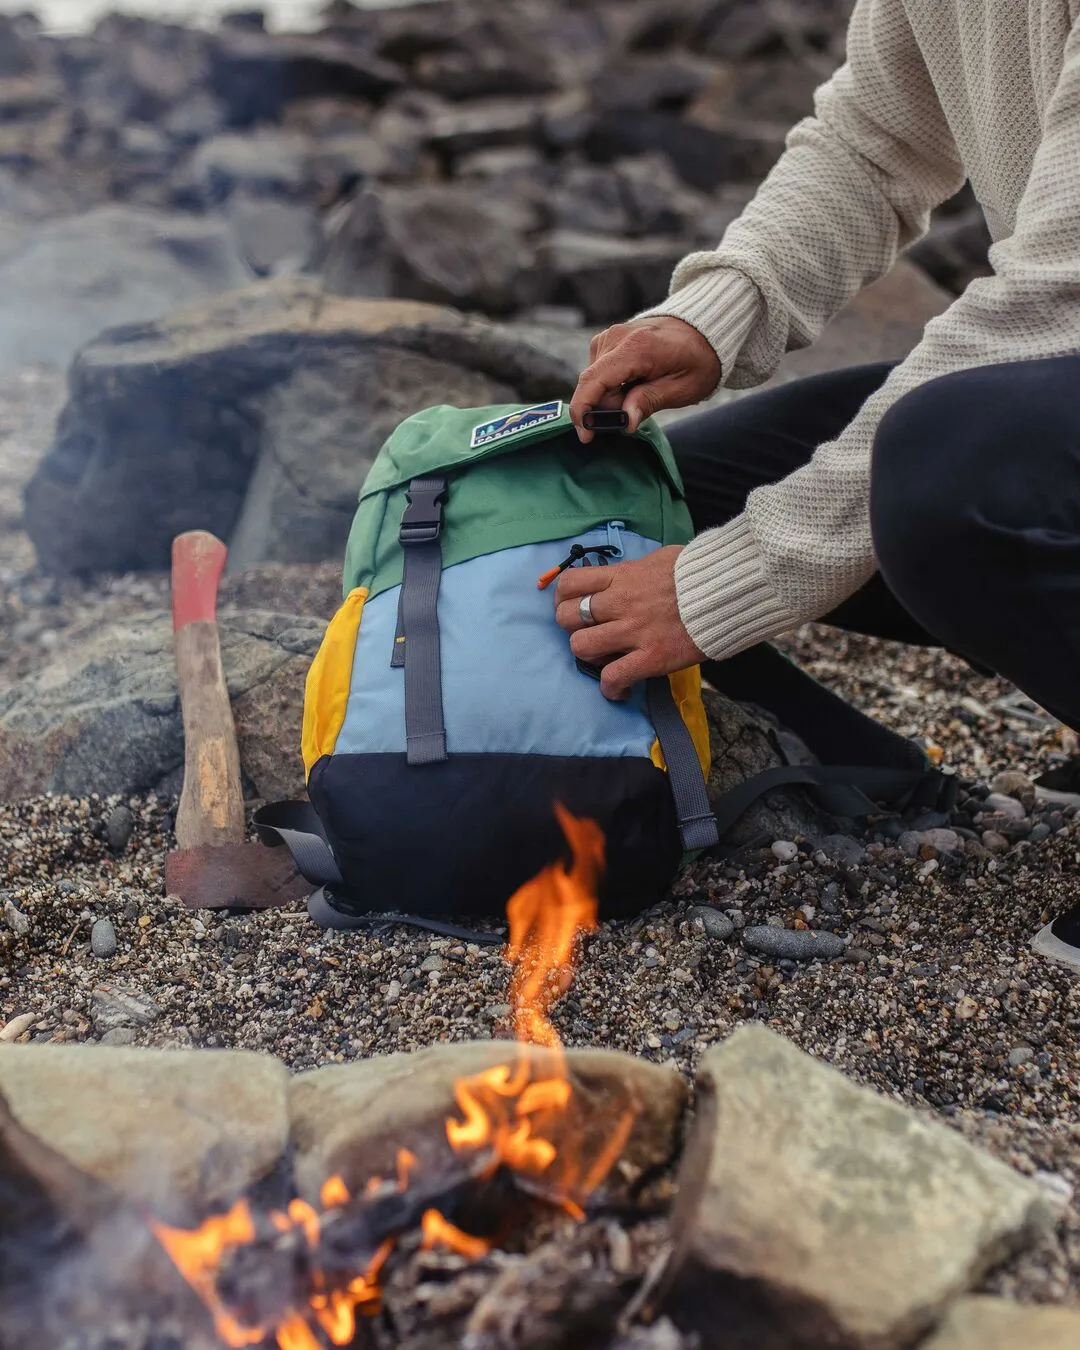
[172,531,245,851]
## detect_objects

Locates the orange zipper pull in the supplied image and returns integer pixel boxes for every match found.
[537,566,562,591]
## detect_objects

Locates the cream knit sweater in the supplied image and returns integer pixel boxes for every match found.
[640,0,1080,661]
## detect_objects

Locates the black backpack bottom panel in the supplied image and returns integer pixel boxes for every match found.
[307,752,683,920]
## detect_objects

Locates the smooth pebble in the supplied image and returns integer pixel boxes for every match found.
[742,926,844,961]
[0,1012,35,1043]
[983,793,1026,821]
[770,840,799,863]
[688,906,734,941]
[91,917,117,958]
[3,897,29,937]
[105,804,136,853]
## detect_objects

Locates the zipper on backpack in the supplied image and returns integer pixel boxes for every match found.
[536,523,625,591]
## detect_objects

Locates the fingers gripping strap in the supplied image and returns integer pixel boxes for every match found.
[398,477,449,766]
[647,676,720,852]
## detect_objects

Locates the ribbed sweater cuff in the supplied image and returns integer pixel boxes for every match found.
[634,270,761,386]
[675,515,797,661]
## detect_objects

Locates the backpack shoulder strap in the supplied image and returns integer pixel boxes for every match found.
[646,676,719,852]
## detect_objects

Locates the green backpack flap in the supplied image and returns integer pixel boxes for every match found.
[290,399,716,926]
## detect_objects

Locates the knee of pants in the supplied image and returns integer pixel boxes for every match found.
[870,358,1080,631]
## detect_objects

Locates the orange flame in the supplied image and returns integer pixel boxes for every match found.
[153,805,633,1341]
[420,1210,491,1260]
[151,1162,394,1349]
[440,804,632,1219]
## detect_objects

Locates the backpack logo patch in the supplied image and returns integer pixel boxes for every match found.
[470,401,563,449]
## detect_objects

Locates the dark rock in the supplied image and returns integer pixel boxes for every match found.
[24,277,575,576]
[549,164,631,236]
[693,0,852,62]
[178,129,317,207]
[586,108,781,191]
[104,805,135,854]
[0,205,250,374]
[817,834,866,867]
[0,608,325,802]
[208,29,403,129]
[742,927,845,961]
[322,183,540,314]
[407,3,574,101]
[540,230,689,323]
[0,14,37,78]
[617,153,708,236]
[221,9,267,32]
[594,53,722,113]
[425,96,545,160]
[692,0,786,60]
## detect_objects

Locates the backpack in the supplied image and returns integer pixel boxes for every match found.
[257,398,716,930]
[254,397,954,936]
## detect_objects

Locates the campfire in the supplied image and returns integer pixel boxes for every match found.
[148,804,639,1350]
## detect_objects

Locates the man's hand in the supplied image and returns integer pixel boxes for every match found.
[569,316,721,443]
[553,546,706,700]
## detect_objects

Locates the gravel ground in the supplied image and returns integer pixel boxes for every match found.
[1,374,1079,1311]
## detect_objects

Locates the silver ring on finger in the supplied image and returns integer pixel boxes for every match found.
[579,594,598,628]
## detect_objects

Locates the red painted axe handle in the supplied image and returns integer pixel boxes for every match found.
[172,530,228,632]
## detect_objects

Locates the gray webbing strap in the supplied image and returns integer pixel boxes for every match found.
[647,676,719,852]
[398,476,448,766]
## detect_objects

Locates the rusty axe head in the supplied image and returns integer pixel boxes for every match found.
[164,530,312,912]
[164,841,312,911]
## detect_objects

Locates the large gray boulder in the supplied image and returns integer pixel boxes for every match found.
[0,206,252,373]
[22,276,576,575]
[0,608,324,804]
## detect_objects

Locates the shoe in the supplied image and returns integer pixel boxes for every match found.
[1032,903,1080,974]
[1034,758,1080,808]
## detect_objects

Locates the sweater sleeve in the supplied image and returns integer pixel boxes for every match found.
[676,15,1080,663]
[637,0,964,387]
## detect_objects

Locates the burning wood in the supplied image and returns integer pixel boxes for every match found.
[149,804,641,1350]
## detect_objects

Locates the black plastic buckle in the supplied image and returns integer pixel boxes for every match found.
[399,479,447,545]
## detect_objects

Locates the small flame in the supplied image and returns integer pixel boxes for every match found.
[420,1210,491,1260]
[506,802,604,1050]
[441,803,630,1219]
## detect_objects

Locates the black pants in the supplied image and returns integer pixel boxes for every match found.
[666,355,1080,735]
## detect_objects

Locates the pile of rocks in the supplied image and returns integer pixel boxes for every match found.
[1,1026,1075,1350]
[0,0,978,587]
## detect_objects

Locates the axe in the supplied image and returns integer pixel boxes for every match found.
[163,530,312,910]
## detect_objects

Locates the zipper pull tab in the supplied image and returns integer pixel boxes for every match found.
[537,544,586,590]
[606,521,625,558]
